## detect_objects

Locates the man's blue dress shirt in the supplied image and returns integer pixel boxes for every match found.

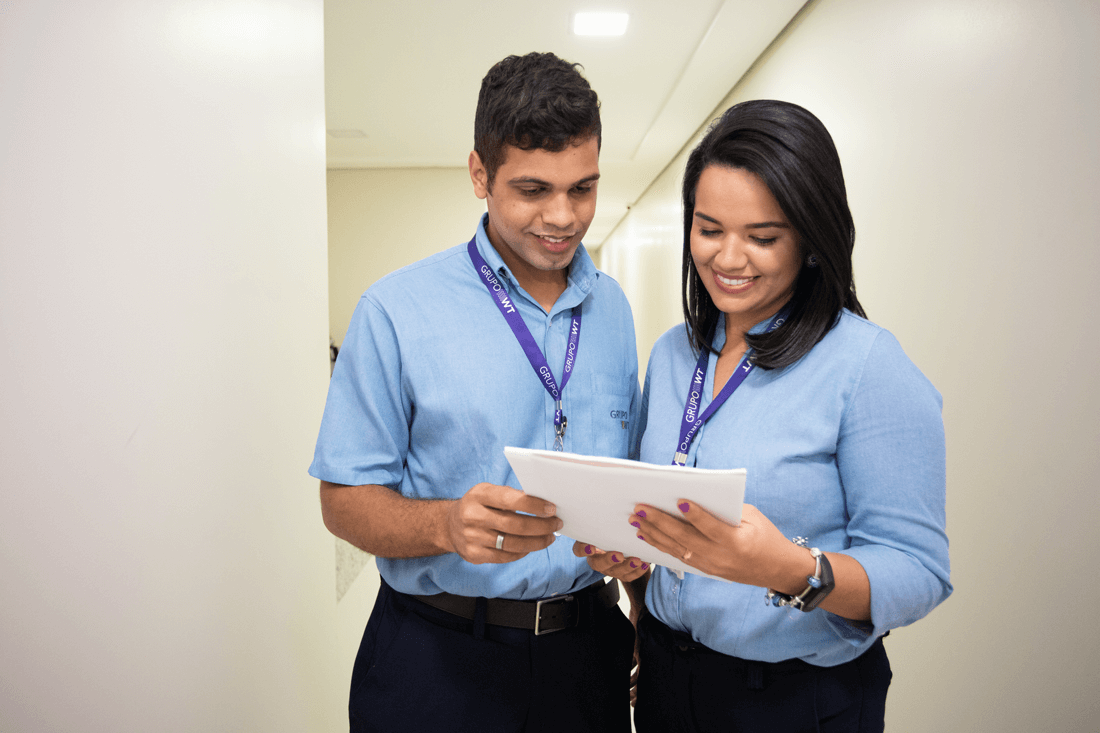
[638,311,952,666]
[310,216,640,600]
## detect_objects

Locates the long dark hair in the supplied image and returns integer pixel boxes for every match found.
[682,100,864,369]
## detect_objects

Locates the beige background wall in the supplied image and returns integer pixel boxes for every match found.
[600,0,1100,730]
[325,166,490,690]
[326,168,488,348]
[1,1,345,730]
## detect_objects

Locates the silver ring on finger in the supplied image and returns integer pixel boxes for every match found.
[495,533,505,551]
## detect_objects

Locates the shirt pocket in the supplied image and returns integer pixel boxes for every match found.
[576,372,634,458]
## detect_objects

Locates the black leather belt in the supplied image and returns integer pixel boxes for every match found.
[409,579,619,636]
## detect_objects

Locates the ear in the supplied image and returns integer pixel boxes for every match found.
[468,151,490,200]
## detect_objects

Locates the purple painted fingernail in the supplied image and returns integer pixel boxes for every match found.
[631,521,640,528]
[584,545,592,555]
[678,502,690,513]
[641,562,649,569]
[630,561,637,568]
[611,554,620,563]
[637,510,647,518]
[637,534,645,541]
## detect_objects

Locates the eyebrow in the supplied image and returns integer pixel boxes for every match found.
[694,211,789,228]
[508,174,601,187]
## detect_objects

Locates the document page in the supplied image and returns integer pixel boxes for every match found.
[504,447,746,581]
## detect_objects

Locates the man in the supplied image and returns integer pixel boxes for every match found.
[310,53,646,732]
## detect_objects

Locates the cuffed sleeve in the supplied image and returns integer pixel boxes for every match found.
[831,331,952,642]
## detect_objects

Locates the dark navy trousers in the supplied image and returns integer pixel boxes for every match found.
[349,579,635,733]
[634,612,892,733]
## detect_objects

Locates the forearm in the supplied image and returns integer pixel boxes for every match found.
[320,480,454,558]
[769,542,871,621]
[817,553,871,620]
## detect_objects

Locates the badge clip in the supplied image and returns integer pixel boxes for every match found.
[554,414,567,451]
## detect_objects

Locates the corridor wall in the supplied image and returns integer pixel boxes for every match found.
[1,2,345,730]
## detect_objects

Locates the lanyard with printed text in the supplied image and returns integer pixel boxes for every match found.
[672,310,788,466]
[468,238,581,450]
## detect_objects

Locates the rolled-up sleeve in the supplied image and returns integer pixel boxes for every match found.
[829,331,952,642]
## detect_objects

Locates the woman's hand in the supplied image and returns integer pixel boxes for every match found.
[630,500,809,589]
[573,540,650,706]
[571,541,650,582]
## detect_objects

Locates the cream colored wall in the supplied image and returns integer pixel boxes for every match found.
[327,167,488,347]
[0,2,345,731]
[325,166,490,698]
[600,0,1100,730]
[600,167,687,378]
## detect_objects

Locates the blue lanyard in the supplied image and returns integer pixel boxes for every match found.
[468,238,581,450]
[672,310,788,466]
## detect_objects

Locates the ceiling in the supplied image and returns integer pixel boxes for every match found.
[324,0,807,244]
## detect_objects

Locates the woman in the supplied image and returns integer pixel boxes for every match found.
[582,100,951,732]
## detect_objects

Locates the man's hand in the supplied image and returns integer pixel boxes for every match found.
[444,483,563,564]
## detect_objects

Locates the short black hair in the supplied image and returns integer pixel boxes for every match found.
[682,99,865,369]
[474,52,601,188]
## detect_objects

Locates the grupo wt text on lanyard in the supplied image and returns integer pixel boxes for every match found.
[673,310,788,466]
[468,238,580,450]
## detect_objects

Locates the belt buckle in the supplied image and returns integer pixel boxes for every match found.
[534,594,574,636]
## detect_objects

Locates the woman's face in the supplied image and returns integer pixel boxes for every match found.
[690,165,802,334]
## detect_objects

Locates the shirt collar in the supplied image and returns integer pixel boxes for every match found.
[712,308,787,351]
[472,214,597,311]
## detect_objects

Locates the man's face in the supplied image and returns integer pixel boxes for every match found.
[469,137,600,286]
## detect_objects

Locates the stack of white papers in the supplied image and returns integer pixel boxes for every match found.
[504,447,746,581]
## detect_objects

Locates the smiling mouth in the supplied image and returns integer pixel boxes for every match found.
[715,273,755,288]
[535,234,573,243]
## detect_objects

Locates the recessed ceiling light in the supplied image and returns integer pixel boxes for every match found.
[573,12,629,37]
[327,129,367,138]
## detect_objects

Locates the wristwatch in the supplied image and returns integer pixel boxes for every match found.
[765,546,835,612]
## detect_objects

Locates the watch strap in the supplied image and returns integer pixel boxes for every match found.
[797,549,835,611]
[765,546,836,612]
